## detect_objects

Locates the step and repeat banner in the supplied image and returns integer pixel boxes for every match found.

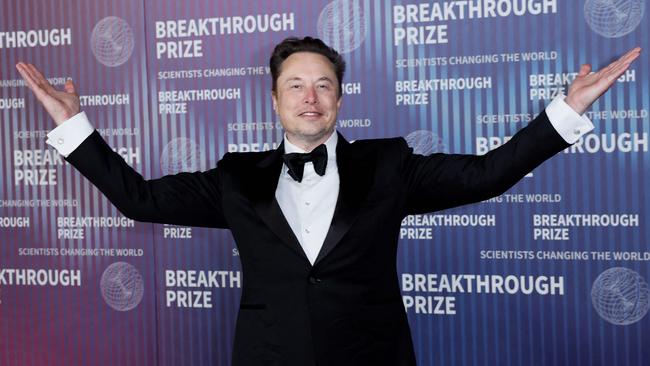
[1,0,648,365]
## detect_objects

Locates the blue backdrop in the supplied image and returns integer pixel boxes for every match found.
[1,1,648,365]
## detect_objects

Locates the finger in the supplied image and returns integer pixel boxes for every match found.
[26,63,57,93]
[597,56,634,86]
[609,48,640,75]
[64,79,76,94]
[620,47,641,62]
[578,64,591,76]
[606,59,633,82]
[595,58,621,78]
[16,63,43,92]
[624,47,641,63]
[18,63,43,85]
[611,48,641,71]
[612,47,640,64]
[16,63,55,102]
[25,63,49,84]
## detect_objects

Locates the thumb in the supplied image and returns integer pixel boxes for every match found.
[578,64,591,77]
[64,79,76,94]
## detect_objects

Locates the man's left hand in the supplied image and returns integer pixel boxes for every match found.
[565,47,641,115]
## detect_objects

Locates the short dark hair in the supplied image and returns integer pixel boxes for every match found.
[270,36,346,98]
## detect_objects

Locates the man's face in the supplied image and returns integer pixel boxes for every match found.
[272,52,342,148]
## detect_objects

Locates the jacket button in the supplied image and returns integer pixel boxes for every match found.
[308,276,322,284]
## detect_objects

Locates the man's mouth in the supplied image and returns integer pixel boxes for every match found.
[299,111,323,117]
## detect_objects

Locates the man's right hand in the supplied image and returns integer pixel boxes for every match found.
[16,62,80,126]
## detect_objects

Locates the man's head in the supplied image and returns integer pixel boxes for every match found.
[270,37,346,150]
[270,37,346,98]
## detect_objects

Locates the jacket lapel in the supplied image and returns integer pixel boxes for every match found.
[313,133,375,266]
[249,143,311,263]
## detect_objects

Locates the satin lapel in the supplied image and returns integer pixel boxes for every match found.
[249,143,310,264]
[314,133,375,266]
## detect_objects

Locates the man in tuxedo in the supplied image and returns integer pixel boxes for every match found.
[17,37,639,366]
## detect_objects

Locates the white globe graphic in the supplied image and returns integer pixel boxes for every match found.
[91,16,135,67]
[317,0,368,54]
[100,262,144,312]
[591,267,650,325]
[584,0,645,38]
[405,130,447,155]
[160,137,202,175]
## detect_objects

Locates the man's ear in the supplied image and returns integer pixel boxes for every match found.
[272,91,278,113]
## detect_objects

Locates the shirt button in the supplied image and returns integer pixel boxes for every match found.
[573,128,581,135]
[305,201,311,206]
[304,228,311,234]
[57,138,64,145]
[309,276,322,284]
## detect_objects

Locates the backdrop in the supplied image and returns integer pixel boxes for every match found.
[1,1,649,365]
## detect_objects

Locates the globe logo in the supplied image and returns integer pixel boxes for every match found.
[405,130,447,155]
[584,0,645,38]
[317,0,368,54]
[591,267,650,325]
[160,137,202,175]
[100,262,144,312]
[91,16,135,67]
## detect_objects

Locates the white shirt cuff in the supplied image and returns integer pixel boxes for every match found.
[544,94,594,144]
[45,111,95,158]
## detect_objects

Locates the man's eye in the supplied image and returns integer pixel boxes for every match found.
[317,84,329,89]
[291,85,302,89]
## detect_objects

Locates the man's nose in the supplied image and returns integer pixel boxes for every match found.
[304,86,318,104]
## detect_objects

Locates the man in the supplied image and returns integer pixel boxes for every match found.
[17,37,640,366]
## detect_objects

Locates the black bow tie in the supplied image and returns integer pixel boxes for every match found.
[283,144,328,182]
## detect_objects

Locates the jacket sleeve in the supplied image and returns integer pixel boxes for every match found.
[65,130,228,228]
[401,111,570,215]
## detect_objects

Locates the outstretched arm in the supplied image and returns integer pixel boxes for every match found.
[16,63,229,229]
[404,47,642,214]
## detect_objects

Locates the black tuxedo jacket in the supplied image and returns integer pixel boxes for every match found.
[65,111,569,366]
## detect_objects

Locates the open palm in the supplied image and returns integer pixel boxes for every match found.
[16,62,80,125]
[565,47,641,115]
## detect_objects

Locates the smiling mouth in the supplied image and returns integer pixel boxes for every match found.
[299,111,323,117]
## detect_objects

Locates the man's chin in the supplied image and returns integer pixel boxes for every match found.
[290,128,335,144]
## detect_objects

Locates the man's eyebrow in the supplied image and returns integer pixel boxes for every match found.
[283,76,334,84]
[284,77,303,83]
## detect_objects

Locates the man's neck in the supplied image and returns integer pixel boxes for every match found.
[285,130,336,152]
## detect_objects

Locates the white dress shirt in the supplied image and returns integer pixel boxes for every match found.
[46,95,594,264]
[276,132,339,264]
